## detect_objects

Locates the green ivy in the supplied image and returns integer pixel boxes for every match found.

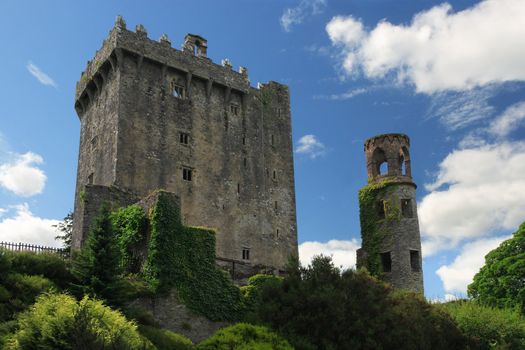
[111,205,148,273]
[358,180,400,277]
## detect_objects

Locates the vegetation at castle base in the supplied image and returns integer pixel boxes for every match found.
[4,293,153,350]
[468,221,525,315]
[139,325,194,350]
[439,300,525,349]
[248,255,472,350]
[358,180,399,277]
[197,323,293,350]
[54,211,73,252]
[241,274,283,323]
[144,191,244,321]
[70,203,126,307]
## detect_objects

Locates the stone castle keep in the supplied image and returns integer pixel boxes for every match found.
[71,17,298,272]
[356,134,424,293]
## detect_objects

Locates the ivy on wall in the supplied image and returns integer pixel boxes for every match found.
[358,180,400,277]
[111,191,244,322]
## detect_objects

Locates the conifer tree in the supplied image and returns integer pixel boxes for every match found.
[70,203,124,306]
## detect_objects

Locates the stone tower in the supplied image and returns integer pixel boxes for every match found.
[71,17,297,273]
[356,134,424,293]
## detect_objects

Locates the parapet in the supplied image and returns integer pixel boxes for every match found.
[75,16,258,115]
[364,133,413,182]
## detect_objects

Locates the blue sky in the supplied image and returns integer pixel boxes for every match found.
[0,0,524,300]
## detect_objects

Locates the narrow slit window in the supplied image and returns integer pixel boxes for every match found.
[276,229,279,238]
[271,134,275,146]
[277,108,282,118]
[274,201,278,210]
[380,252,391,272]
[273,170,276,180]
[243,158,247,168]
[179,132,190,145]
[410,250,420,272]
[242,136,246,145]
[242,248,250,260]
[401,199,413,218]
[376,200,385,219]
[182,167,193,181]
[172,83,185,99]
[237,183,240,193]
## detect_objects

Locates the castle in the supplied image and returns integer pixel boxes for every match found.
[71,16,298,273]
[356,134,424,293]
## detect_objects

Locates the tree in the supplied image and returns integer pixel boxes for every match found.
[468,221,525,314]
[70,204,124,306]
[54,211,73,252]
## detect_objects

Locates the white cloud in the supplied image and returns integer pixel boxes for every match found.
[281,0,327,32]
[326,0,525,93]
[314,87,368,100]
[419,141,525,256]
[0,152,47,197]
[488,101,525,137]
[0,208,6,217]
[0,204,61,247]
[295,134,326,159]
[436,236,509,294]
[26,62,57,88]
[299,239,360,270]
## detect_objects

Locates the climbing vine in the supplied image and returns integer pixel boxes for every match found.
[111,205,147,273]
[358,180,400,277]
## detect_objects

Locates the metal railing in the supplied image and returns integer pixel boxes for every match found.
[0,241,69,258]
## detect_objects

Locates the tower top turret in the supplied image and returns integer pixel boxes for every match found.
[364,133,412,182]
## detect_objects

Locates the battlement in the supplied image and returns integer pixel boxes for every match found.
[75,16,258,116]
[364,133,413,182]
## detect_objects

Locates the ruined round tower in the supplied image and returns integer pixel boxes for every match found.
[356,134,424,293]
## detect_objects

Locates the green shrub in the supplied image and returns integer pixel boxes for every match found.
[241,274,282,323]
[139,325,194,350]
[250,255,472,350]
[197,323,293,350]
[9,252,72,289]
[5,293,153,350]
[0,320,17,348]
[440,300,525,349]
[124,305,159,327]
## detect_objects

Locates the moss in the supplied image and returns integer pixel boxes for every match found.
[358,180,399,277]
[79,190,86,204]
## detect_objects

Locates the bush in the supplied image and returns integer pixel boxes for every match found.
[139,325,194,350]
[5,293,153,350]
[197,323,293,350]
[440,300,525,349]
[9,252,72,289]
[250,255,472,349]
[0,321,17,348]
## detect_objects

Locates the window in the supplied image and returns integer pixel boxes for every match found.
[242,248,250,260]
[276,229,280,238]
[179,132,190,145]
[243,158,247,168]
[182,167,193,181]
[237,183,240,194]
[87,173,94,185]
[273,170,276,180]
[271,134,275,146]
[380,252,392,272]
[401,199,413,218]
[410,250,420,272]
[172,83,185,98]
[242,136,246,145]
[376,200,385,219]
[277,108,282,118]
[274,201,278,210]
[230,104,239,116]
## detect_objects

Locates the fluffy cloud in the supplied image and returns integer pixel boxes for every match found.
[26,62,57,88]
[488,100,525,137]
[0,204,61,247]
[281,0,327,32]
[419,141,525,256]
[299,239,360,270]
[326,0,525,93]
[436,236,509,294]
[295,134,326,159]
[0,152,47,197]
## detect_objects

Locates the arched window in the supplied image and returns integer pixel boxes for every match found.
[372,148,387,176]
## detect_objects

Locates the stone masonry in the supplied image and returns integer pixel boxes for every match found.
[356,134,424,293]
[72,16,298,272]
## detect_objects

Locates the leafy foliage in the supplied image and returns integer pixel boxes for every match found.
[5,293,152,349]
[249,255,471,350]
[111,205,148,273]
[144,191,244,321]
[70,204,125,306]
[440,300,525,349]
[358,180,398,277]
[468,221,525,314]
[139,325,194,350]
[241,274,283,323]
[197,323,293,350]
[9,252,72,289]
